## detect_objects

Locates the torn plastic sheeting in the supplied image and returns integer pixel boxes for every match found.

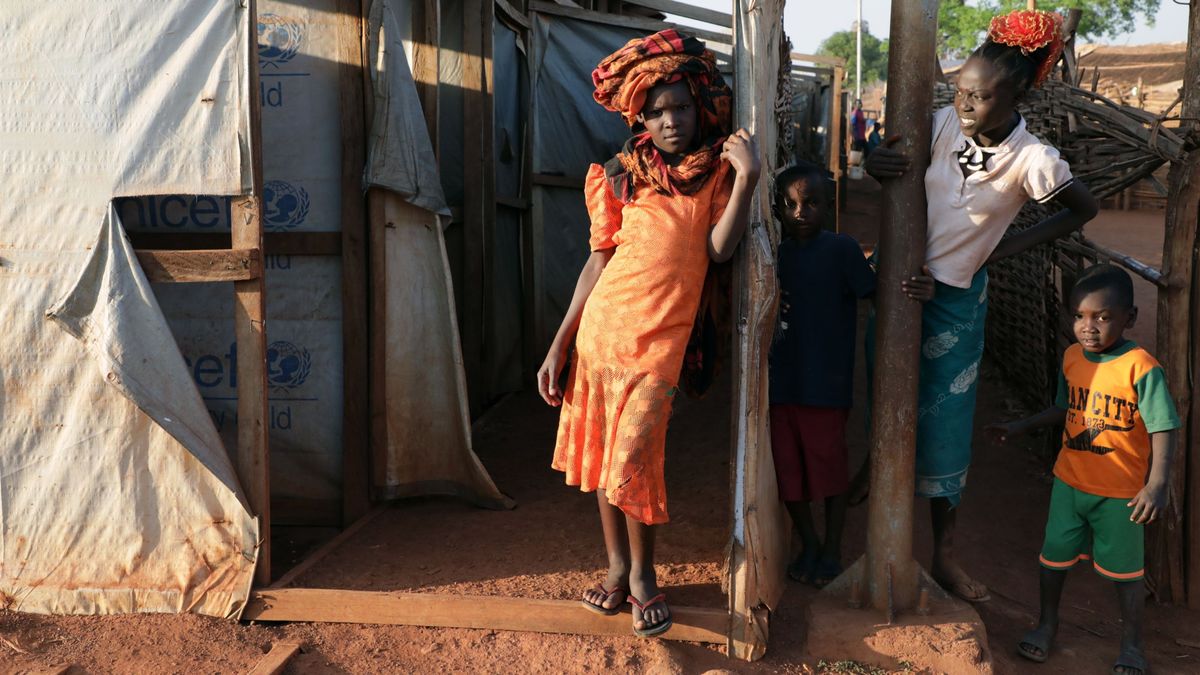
[365,0,450,217]
[0,0,257,617]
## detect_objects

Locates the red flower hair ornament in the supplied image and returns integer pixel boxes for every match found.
[987,9,1064,88]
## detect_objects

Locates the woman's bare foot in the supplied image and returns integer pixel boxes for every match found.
[931,556,990,602]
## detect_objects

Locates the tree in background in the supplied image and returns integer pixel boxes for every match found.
[938,0,1162,59]
[817,29,888,93]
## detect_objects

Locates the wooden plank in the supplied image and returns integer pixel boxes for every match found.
[621,0,732,27]
[336,0,371,528]
[244,589,728,643]
[129,231,342,256]
[792,51,845,67]
[532,173,585,189]
[829,65,844,230]
[135,248,260,283]
[462,0,487,414]
[234,0,271,588]
[269,503,390,589]
[530,1,732,47]
[246,643,302,675]
[495,0,531,29]
[1183,0,1200,612]
[411,0,440,156]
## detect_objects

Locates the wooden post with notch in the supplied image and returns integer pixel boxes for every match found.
[232,0,271,587]
[337,0,371,526]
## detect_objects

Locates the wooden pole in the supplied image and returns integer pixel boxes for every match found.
[233,0,271,587]
[1182,0,1200,610]
[337,0,371,526]
[829,65,844,231]
[862,0,939,614]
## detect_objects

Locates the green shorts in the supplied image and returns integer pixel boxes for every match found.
[1040,478,1144,581]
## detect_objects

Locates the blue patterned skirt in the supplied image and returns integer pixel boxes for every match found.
[867,268,988,505]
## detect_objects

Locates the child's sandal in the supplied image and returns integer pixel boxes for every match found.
[580,584,627,616]
[629,593,672,637]
[1112,645,1148,675]
[1017,627,1054,663]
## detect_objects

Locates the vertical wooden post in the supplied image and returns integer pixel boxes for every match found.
[337,0,371,526]
[862,0,939,614]
[412,0,440,157]
[1181,0,1200,610]
[462,0,489,414]
[233,0,271,587]
[829,65,844,231]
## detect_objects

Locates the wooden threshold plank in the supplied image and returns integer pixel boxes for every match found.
[246,642,302,675]
[128,231,342,256]
[268,503,390,589]
[244,589,728,644]
[135,248,260,283]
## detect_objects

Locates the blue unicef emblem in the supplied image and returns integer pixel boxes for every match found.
[262,180,310,231]
[266,341,312,390]
[258,14,303,69]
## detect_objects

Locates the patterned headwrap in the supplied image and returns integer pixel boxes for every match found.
[591,29,732,203]
[987,9,1064,88]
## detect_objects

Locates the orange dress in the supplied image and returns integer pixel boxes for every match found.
[552,160,733,525]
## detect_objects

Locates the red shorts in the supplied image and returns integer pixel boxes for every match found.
[769,405,850,502]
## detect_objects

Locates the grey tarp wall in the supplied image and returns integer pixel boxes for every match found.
[0,0,258,616]
[530,13,642,343]
[117,0,348,522]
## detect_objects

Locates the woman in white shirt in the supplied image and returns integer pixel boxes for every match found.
[863,9,1098,604]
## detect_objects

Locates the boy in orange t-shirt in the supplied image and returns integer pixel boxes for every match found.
[989,264,1179,675]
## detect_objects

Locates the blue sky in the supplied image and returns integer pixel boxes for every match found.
[683,1,1190,53]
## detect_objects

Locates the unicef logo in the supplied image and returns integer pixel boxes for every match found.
[263,180,310,231]
[258,14,303,69]
[267,341,312,390]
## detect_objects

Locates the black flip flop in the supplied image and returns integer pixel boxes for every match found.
[580,583,627,616]
[811,559,844,588]
[1112,644,1148,675]
[787,551,818,583]
[1017,628,1054,663]
[630,593,672,637]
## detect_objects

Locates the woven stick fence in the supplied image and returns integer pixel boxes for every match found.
[931,81,1189,422]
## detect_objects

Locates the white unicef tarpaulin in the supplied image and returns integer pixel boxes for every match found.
[0,1,258,616]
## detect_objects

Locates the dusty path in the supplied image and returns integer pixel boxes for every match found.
[2,181,1198,674]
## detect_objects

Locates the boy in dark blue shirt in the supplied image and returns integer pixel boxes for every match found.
[770,163,932,585]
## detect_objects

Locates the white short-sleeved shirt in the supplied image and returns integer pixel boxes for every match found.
[924,106,1074,288]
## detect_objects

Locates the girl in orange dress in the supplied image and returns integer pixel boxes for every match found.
[536,30,760,637]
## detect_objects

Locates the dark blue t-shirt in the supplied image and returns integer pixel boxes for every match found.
[769,231,875,408]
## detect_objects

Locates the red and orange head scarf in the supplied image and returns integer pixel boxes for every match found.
[987,9,1064,88]
[591,29,732,203]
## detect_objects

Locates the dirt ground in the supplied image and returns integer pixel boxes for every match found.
[2,181,1197,674]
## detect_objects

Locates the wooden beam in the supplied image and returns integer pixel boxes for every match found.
[269,503,389,589]
[829,65,844,230]
[244,589,728,643]
[234,0,271,588]
[128,231,342,256]
[337,0,371,528]
[495,0,531,29]
[621,0,732,27]
[134,248,260,283]
[411,0,440,156]
[792,51,845,68]
[532,173,585,190]
[1183,0,1200,612]
[530,1,732,47]
[247,643,302,675]
[463,0,488,414]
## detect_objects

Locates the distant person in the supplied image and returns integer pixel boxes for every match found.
[861,8,1098,604]
[865,119,883,156]
[537,29,760,638]
[849,99,867,155]
[769,162,932,586]
[989,264,1177,675]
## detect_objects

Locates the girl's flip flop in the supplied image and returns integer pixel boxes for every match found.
[581,584,627,616]
[629,593,673,637]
